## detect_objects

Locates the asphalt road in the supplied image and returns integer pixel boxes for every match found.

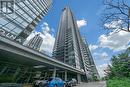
[75,81,106,87]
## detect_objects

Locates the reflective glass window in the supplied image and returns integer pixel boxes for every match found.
[12,27,22,34]
[21,21,28,27]
[15,17,23,23]
[0,18,8,25]
[5,23,15,30]
[2,27,10,32]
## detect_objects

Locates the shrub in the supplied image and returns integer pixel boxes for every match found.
[107,78,130,87]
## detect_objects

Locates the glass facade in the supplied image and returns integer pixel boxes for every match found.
[0,0,52,43]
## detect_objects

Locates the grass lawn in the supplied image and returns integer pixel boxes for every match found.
[107,78,130,87]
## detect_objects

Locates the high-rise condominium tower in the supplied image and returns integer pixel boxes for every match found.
[27,34,43,51]
[53,6,99,80]
[53,7,84,69]
[81,38,99,80]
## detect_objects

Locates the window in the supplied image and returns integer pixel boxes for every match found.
[11,27,22,35]
[15,17,23,23]
[21,21,28,27]
[5,23,15,30]
[0,18,8,25]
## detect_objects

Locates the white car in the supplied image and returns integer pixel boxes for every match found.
[33,79,48,87]
[65,78,77,87]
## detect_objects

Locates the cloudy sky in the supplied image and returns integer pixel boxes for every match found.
[25,0,130,77]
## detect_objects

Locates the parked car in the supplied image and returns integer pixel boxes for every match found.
[47,77,65,87]
[34,77,65,87]
[33,78,48,87]
[65,78,77,87]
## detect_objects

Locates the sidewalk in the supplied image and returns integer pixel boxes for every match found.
[75,81,106,87]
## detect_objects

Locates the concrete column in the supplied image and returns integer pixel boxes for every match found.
[0,66,7,75]
[65,70,67,81]
[13,67,21,80]
[77,73,81,84]
[52,67,56,78]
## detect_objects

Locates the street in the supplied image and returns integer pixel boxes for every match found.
[75,81,106,87]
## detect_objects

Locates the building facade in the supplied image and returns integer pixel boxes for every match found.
[0,0,52,43]
[81,38,99,80]
[53,6,99,80]
[53,7,84,69]
[27,34,43,51]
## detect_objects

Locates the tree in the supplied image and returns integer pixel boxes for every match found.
[101,0,130,32]
[106,49,130,78]
[92,73,98,81]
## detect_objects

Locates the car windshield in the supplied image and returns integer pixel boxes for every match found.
[72,79,76,80]
[48,78,53,81]
[68,78,71,81]
[55,78,61,81]
[40,78,44,80]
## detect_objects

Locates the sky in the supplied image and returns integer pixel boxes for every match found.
[25,0,130,78]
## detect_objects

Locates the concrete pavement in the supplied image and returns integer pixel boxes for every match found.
[75,81,106,87]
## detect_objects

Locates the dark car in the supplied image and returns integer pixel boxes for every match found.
[65,78,77,87]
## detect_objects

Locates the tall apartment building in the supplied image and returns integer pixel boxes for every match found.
[53,6,99,80]
[81,38,99,80]
[0,0,52,43]
[53,7,83,69]
[27,34,43,51]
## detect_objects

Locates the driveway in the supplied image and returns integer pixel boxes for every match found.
[75,81,106,87]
